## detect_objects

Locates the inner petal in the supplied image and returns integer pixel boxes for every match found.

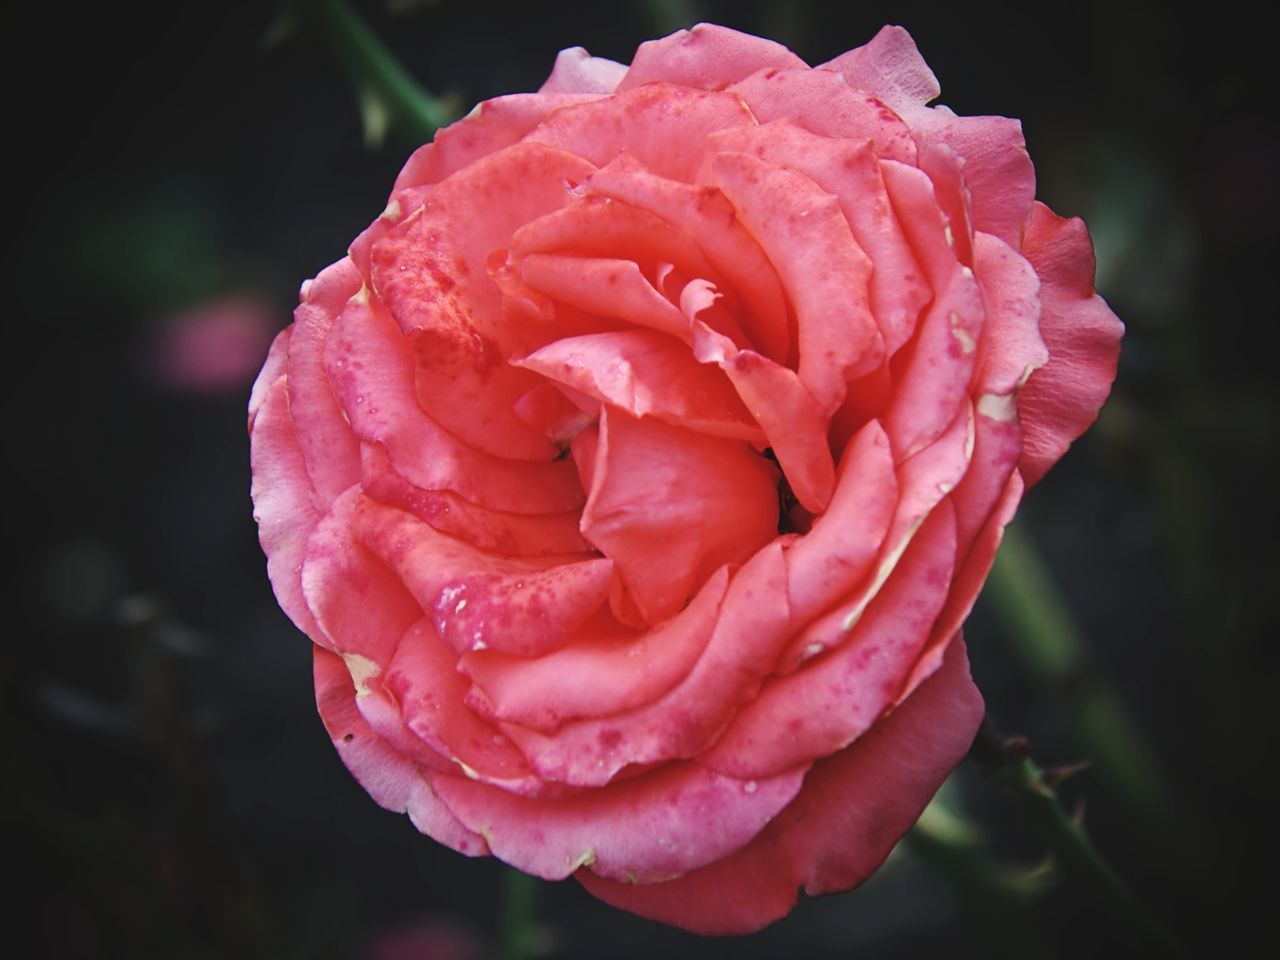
[518,330,765,443]
[580,407,779,624]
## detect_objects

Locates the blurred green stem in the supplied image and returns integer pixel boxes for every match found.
[985,522,1177,834]
[970,718,1182,955]
[287,0,456,143]
[907,792,1050,958]
[498,867,538,960]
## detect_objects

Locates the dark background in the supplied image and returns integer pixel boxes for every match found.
[11,1,1275,957]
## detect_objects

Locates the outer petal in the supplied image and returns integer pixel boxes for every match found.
[729,67,916,163]
[247,326,288,430]
[250,379,322,640]
[819,25,941,115]
[578,637,984,934]
[314,647,488,857]
[524,84,756,183]
[434,759,808,883]
[539,46,627,94]
[618,23,806,92]
[1017,202,1124,486]
[392,93,600,192]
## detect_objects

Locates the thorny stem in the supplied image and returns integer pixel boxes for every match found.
[969,717,1183,955]
[985,522,1183,841]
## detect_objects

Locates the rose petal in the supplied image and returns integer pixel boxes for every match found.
[729,67,916,163]
[460,567,727,732]
[519,330,764,443]
[325,291,584,515]
[250,378,323,639]
[247,326,289,430]
[783,421,897,625]
[880,161,984,460]
[1017,202,1125,486]
[577,636,983,935]
[525,83,755,183]
[355,497,609,657]
[540,46,628,95]
[820,25,941,115]
[434,758,808,883]
[702,500,957,779]
[393,93,601,192]
[687,301,835,514]
[906,107,1035,249]
[384,619,540,791]
[300,488,422,665]
[314,647,489,856]
[902,470,1023,697]
[584,154,791,363]
[373,142,598,353]
[517,254,688,339]
[777,403,971,671]
[973,231,1049,396]
[704,121,929,356]
[618,23,807,92]
[510,193,720,286]
[359,443,589,557]
[501,541,793,786]
[580,407,777,624]
[282,258,366,504]
[710,151,884,409]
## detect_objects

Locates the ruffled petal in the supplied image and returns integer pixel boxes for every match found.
[584,154,791,363]
[1017,202,1124,486]
[393,93,600,192]
[300,488,422,664]
[460,568,726,732]
[687,303,835,514]
[539,46,627,95]
[355,497,608,657]
[325,291,584,514]
[973,231,1049,396]
[783,421,897,625]
[704,121,929,356]
[819,25,941,115]
[385,619,539,791]
[525,83,755,183]
[519,330,763,443]
[729,67,916,163]
[247,326,289,430]
[249,378,323,639]
[577,636,983,935]
[880,161,984,460]
[618,23,806,92]
[580,407,777,624]
[314,647,489,856]
[434,758,807,883]
[702,501,957,778]
[286,258,365,503]
[501,541,793,786]
[710,151,884,409]
[359,443,589,556]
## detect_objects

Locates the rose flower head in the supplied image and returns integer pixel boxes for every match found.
[249,23,1122,933]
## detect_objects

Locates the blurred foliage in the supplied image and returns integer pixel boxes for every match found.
[10,0,1275,957]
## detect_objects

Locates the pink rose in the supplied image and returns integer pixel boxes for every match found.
[249,23,1121,933]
